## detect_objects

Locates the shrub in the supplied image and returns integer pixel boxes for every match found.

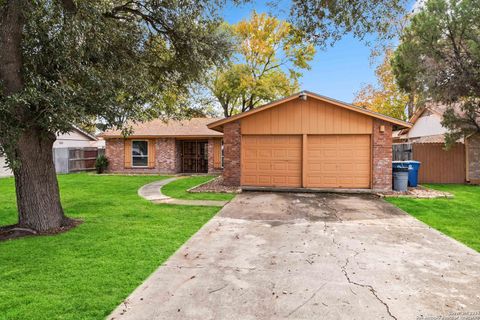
[95,155,109,174]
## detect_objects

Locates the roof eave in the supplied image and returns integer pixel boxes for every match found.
[102,134,223,139]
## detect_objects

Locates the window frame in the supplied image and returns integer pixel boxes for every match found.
[131,140,149,168]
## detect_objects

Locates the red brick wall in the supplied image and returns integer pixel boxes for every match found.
[467,133,480,183]
[372,119,393,191]
[105,138,124,172]
[105,138,179,174]
[175,140,183,173]
[222,121,241,185]
[155,138,177,172]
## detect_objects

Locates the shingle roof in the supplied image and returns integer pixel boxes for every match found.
[409,102,464,124]
[101,118,223,138]
[409,134,464,144]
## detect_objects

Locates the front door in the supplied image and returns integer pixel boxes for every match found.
[182,141,208,173]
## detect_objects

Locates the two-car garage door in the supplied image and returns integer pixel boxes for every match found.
[241,135,371,188]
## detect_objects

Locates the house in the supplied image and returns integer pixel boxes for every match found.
[54,127,101,148]
[102,118,224,174]
[394,103,480,184]
[207,91,411,191]
[102,92,411,191]
[0,127,101,177]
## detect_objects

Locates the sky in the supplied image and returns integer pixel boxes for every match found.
[222,0,417,103]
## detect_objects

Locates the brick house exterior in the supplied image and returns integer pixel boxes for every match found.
[222,121,241,185]
[467,133,480,184]
[106,137,187,174]
[103,92,409,191]
[372,119,393,190]
[102,118,224,174]
[208,91,411,191]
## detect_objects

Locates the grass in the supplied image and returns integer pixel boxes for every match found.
[161,176,236,201]
[386,184,480,252]
[0,174,221,320]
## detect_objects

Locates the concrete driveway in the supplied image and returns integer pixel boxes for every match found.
[109,192,480,320]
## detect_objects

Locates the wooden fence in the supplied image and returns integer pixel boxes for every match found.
[53,147,104,173]
[392,143,412,161]
[393,142,466,184]
[68,148,104,172]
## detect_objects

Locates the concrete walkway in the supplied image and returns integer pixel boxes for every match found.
[109,192,480,320]
[138,178,229,207]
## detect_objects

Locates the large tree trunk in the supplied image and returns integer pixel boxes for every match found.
[1,2,70,233]
[13,128,69,232]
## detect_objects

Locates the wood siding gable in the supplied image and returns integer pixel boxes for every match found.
[240,98,373,135]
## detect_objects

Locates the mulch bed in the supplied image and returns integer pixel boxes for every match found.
[0,218,83,241]
[379,185,453,199]
[188,176,241,194]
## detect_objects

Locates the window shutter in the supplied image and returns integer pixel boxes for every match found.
[213,139,222,169]
[124,140,132,168]
[148,139,156,168]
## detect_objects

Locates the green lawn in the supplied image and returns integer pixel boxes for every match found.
[161,176,236,201]
[386,184,480,252]
[0,174,220,320]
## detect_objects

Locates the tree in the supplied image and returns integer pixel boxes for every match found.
[209,12,315,117]
[354,50,410,120]
[287,0,407,46]
[0,1,230,233]
[392,0,480,145]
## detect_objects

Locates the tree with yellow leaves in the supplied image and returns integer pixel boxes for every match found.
[209,12,315,117]
[354,50,410,120]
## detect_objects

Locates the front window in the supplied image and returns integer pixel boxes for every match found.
[132,141,148,167]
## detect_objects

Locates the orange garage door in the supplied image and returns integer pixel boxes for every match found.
[306,135,371,188]
[241,135,302,187]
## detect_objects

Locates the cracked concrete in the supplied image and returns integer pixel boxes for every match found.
[108,192,480,320]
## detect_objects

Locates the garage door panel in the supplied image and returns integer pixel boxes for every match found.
[244,162,258,170]
[288,162,301,171]
[258,163,271,171]
[243,149,257,158]
[258,176,272,184]
[272,176,287,184]
[306,135,371,188]
[242,135,302,187]
[258,150,273,158]
[272,161,287,171]
[243,175,257,185]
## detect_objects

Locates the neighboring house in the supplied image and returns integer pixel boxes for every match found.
[208,91,410,191]
[54,127,100,148]
[0,156,10,177]
[0,127,101,177]
[394,103,480,184]
[102,118,224,174]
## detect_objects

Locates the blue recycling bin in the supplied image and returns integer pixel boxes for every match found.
[405,161,421,187]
